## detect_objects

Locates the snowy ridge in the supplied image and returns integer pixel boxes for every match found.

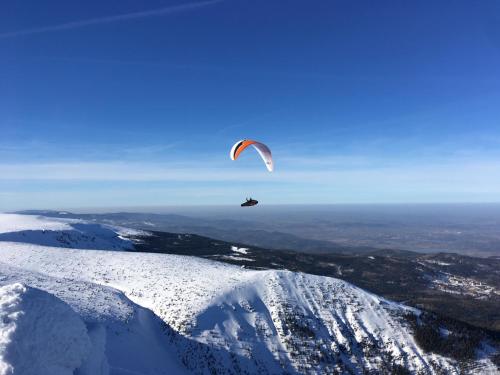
[0,283,91,375]
[183,271,451,374]
[0,214,497,374]
[0,260,187,375]
[0,214,144,250]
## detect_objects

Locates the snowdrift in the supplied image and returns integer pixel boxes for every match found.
[0,283,91,375]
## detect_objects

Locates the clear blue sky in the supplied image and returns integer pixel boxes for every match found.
[1,0,500,209]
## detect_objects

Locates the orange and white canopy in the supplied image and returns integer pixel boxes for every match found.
[230,139,273,172]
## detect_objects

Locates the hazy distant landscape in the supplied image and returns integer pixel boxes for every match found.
[49,203,500,257]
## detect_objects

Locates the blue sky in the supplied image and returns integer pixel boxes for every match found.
[1,0,500,209]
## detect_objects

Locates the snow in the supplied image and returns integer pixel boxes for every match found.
[424,259,452,266]
[0,214,143,251]
[0,283,91,375]
[219,254,255,262]
[231,245,249,255]
[0,214,73,234]
[0,259,188,375]
[0,214,497,374]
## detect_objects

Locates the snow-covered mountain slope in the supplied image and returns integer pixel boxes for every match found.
[0,283,91,375]
[0,214,497,374]
[0,214,143,250]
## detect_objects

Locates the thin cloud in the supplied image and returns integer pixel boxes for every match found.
[0,0,222,39]
[1,159,500,190]
[2,159,500,209]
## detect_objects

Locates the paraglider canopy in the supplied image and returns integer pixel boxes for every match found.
[230,139,273,172]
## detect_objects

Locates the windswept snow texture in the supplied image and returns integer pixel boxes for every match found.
[0,214,497,374]
[0,283,91,375]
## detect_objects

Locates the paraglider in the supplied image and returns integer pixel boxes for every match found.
[241,197,258,207]
[230,139,273,172]
[230,139,273,207]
